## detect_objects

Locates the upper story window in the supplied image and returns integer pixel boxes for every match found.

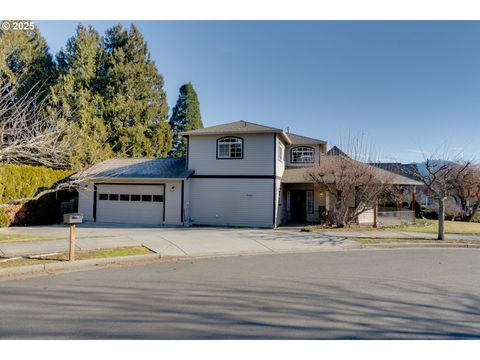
[291,146,314,163]
[278,143,284,162]
[217,137,243,159]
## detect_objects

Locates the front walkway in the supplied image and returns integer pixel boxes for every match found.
[0,224,359,258]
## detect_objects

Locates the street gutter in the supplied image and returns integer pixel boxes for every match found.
[0,253,172,281]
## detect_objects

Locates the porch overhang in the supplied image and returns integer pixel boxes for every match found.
[281,164,423,186]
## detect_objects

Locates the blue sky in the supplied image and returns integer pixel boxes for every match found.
[35,21,480,162]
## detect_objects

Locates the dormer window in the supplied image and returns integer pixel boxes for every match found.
[217,137,243,159]
[291,146,314,163]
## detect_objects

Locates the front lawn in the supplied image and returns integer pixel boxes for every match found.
[301,219,480,235]
[0,233,112,244]
[390,219,480,235]
[0,234,63,243]
[0,246,152,269]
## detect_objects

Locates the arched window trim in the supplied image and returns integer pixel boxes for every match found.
[216,136,244,159]
[290,146,315,164]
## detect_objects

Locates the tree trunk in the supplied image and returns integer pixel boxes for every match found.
[335,191,346,228]
[438,197,446,240]
[465,202,479,222]
[336,207,346,228]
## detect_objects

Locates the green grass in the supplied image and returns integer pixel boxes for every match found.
[0,233,112,244]
[302,219,480,235]
[0,258,56,269]
[0,234,63,243]
[0,246,153,269]
[389,219,480,235]
[52,246,152,261]
[301,225,377,232]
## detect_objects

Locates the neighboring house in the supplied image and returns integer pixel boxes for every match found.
[370,162,432,206]
[326,145,350,157]
[76,120,420,228]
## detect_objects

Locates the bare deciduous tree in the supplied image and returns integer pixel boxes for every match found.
[450,163,480,222]
[419,159,471,240]
[305,136,402,227]
[306,155,400,227]
[0,76,70,168]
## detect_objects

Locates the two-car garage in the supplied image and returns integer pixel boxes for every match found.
[76,158,191,226]
[95,184,165,225]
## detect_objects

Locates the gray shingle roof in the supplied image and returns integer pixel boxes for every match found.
[73,158,193,180]
[370,162,423,181]
[287,133,327,145]
[326,146,350,157]
[282,156,423,185]
[181,120,292,144]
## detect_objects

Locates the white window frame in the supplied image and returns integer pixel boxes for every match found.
[217,137,243,159]
[291,146,314,164]
[278,143,284,162]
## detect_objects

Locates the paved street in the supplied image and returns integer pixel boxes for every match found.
[0,249,480,339]
[0,225,356,257]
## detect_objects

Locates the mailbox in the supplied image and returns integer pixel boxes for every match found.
[64,213,83,225]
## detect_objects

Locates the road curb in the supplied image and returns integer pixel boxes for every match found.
[0,253,161,279]
[360,243,480,249]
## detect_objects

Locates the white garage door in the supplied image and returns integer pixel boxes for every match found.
[96,184,164,225]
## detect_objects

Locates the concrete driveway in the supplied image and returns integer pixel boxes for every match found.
[0,224,358,258]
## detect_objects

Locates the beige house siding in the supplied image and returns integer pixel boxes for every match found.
[183,179,191,225]
[163,180,183,225]
[188,133,275,175]
[78,181,95,221]
[189,178,274,227]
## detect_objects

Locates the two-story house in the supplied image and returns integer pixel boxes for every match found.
[76,120,419,227]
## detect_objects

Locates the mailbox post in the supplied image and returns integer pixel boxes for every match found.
[63,213,83,261]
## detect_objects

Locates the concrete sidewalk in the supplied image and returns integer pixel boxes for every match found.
[0,225,359,258]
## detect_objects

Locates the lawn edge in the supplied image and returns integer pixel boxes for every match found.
[0,253,162,280]
[360,243,480,249]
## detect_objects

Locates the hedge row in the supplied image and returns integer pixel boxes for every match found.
[0,165,73,203]
[0,165,74,227]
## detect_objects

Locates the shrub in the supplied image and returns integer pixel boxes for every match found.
[0,165,73,203]
[0,165,74,225]
[0,208,11,227]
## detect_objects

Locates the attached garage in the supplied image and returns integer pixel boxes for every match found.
[96,184,165,225]
[75,158,193,226]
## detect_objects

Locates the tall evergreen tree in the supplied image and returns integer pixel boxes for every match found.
[0,20,56,104]
[102,24,172,158]
[50,24,112,169]
[169,82,203,157]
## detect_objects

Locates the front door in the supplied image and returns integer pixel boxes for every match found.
[290,190,307,223]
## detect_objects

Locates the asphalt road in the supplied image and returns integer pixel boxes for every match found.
[1,249,480,339]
